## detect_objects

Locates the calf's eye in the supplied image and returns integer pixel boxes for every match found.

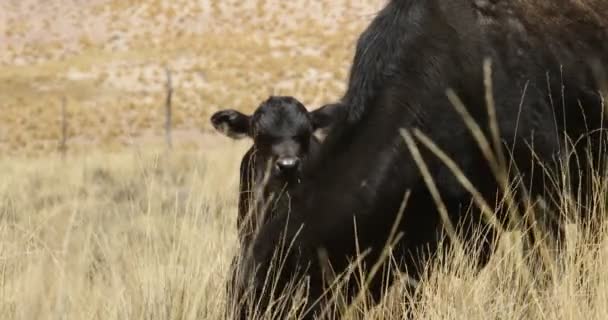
[293,134,309,143]
[295,134,311,150]
[255,134,276,146]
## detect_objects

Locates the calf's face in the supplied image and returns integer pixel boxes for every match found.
[211,96,343,183]
[250,97,313,179]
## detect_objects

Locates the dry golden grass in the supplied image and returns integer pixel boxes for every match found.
[0,142,247,319]
[0,140,607,319]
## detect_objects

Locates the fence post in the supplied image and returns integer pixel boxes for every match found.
[58,96,68,159]
[164,67,173,150]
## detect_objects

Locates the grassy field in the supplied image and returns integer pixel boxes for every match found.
[1,146,607,319]
[2,0,608,319]
[0,145,246,319]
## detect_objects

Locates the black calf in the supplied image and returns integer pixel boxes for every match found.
[211,96,345,246]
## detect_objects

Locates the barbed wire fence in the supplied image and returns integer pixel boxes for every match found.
[55,68,177,158]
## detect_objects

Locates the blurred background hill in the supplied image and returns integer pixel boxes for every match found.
[0,0,383,156]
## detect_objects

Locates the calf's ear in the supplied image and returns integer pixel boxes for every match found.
[310,102,347,130]
[210,109,251,139]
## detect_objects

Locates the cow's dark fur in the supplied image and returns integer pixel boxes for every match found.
[211,96,345,246]
[230,1,608,318]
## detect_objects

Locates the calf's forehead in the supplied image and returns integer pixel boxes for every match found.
[252,99,312,135]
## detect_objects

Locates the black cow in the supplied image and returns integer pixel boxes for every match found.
[231,1,608,318]
[210,96,345,246]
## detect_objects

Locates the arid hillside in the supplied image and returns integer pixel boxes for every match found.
[0,0,383,156]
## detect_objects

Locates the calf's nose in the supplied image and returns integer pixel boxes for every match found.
[275,157,301,173]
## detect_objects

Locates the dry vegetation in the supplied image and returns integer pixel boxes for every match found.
[1,146,607,319]
[0,0,382,156]
[2,1,608,319]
